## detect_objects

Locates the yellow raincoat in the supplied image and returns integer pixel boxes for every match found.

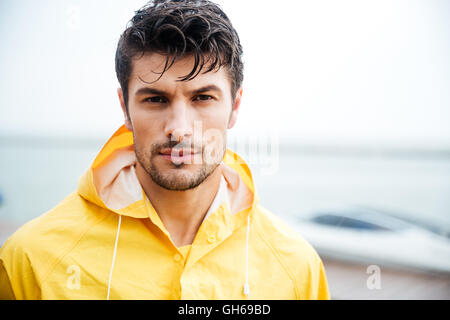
[0,125,330,300]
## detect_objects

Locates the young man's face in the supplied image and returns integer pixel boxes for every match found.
[118,53,242,191]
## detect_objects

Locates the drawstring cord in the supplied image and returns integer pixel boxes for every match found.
[243,214,250,297]
[107,214,122,300]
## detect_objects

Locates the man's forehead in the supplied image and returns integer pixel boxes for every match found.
[129,52,229,88]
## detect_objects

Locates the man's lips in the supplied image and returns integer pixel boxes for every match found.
[158,148,201,163]
[159,148,200,156]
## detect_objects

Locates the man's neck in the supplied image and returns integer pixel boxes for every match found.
[135,162,222,247]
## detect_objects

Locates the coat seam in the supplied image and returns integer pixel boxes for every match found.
[40,209,111,284]
[254,227,300,299]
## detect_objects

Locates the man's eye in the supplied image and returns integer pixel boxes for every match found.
[145,96,167,103]
[193,95,213,101]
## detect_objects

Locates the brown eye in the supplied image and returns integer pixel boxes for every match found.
[193,95,213,101]
[146,96,167,103]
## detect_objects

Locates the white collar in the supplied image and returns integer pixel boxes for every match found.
[203,174,230,222]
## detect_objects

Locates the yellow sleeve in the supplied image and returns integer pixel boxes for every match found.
[0,259,15,300]
[295,253,331,300]
[0,238,41,300]
[316,260,331,300]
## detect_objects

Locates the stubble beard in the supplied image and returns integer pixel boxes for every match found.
[134,140,226,191]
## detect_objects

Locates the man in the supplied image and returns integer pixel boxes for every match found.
[0,0,330,299]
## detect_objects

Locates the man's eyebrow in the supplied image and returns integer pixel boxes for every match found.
[134,85,223,97]
[190,85,223,95]
[135,87,167,96]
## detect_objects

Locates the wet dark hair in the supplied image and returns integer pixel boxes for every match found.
[115,0,244,112]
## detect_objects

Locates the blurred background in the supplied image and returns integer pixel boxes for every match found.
[0,0,449,299]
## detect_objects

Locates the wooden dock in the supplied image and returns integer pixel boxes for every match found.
[322,256,450,300]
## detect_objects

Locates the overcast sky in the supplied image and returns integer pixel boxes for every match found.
[0,0,449,148]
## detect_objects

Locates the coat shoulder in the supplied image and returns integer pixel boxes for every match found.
[0,191,109,281]
[253,205,324,273]
[253,205,321,261]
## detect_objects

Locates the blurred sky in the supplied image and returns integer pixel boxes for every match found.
[0,0,449,147]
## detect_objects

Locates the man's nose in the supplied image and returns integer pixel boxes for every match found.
[164,101,193,143]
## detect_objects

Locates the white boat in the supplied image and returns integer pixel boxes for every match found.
[288,206,450,274]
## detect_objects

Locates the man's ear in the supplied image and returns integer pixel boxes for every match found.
[228,87,243,129]
[117,88,133,131]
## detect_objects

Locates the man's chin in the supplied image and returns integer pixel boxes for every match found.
[147,161,219,191]
[150,173,205,191]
